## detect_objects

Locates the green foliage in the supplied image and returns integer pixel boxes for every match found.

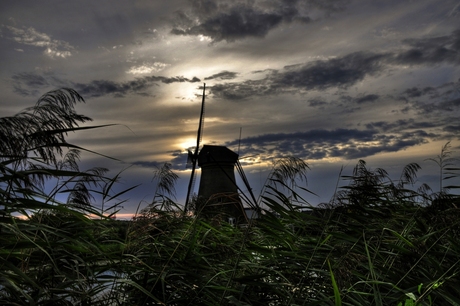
[0,89,128,305]
[140,162,180,213]
[426,141,458,192]
[2,89,460,305]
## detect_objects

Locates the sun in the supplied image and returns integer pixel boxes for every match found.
[168,82,204,104]
[178,137,199,151]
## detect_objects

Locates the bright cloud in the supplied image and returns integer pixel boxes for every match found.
[2,25,74,58]
[127,62,171,74]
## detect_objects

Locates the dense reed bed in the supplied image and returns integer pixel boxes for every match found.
[1,89,459,305]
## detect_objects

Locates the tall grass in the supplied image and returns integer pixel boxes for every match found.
[2,89,460,305]
[0,89,127,305]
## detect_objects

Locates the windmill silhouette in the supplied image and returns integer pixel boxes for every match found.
[184,84,206,214]
[183,84,250,223]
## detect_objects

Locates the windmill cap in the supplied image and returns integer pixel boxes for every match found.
[198,145,239,166]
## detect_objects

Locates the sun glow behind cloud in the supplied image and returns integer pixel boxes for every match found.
[178,137,199,151]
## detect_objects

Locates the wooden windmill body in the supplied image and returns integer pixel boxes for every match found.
[197,145,246,223]
[184,84,247,223]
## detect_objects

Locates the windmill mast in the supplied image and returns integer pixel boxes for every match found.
[196,84,206,153]
[184,83,206,214]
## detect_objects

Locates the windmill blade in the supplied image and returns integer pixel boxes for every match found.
[186,149,194,168]
[184,83,206,214]
[195,83,206,152]
[184,160,197,212]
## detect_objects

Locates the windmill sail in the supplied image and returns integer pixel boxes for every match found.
[184,83,206,214]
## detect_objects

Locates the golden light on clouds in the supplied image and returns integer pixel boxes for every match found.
[178,137,199,151]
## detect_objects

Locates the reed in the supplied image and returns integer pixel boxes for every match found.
[1,89,459,305]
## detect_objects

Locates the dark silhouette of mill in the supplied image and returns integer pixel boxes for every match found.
[184,84,247,224]
[197,145,246,222]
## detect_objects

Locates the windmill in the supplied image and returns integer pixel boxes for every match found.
[183,84,258,223]
[183,83,206,214]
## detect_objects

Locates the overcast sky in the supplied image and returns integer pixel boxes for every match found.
[1,0,460,218]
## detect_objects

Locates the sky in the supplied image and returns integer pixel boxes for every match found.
[1,0,460,218]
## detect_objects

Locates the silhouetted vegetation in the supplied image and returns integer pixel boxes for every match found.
[1,89,460,305]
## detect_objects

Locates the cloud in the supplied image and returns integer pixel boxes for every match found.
[73,76,198,98]
[157,76,201,84]
[10,72,58,96]
[408,91,460,115]
[355,94,379,104]
[402,86,437,98]
[207,30,460,101]
[10,72,201,98]
[136,149,190,171]
[433,97,460,112]
[210,52,386,100]
[204,70,238,80]
[393,29,460,65]
[1,25,74,58]
[210,80,271,100]
[276,52,386,90]
[12,27,459,101]
[158,127,430,169]
[229,129,376,147]
[223,128,429,161]
[12,72,49,88]
[170,0,355,42]
[366,119,439,133]
[171,6,284,42]
[443,124,460,134]
[308,97,328,108]
[127,62,171,74]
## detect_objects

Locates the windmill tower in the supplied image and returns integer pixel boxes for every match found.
[197,145,246,223]
[184,84,247,224]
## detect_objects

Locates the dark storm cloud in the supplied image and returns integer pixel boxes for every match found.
[443,124,460,134]
[12,28,459,102]
[171,6,285,42]
[204,70,238,80]
[136,149,190,171]
[436,97,460,111]
[229,129,376,147]
[412,97,460,114]
[224,128,428,161]
[402,86,437,98]
[10,72,200,98]
[393,29,460,65]
[209,29,460,101]
[11,72,49,88]
[10,72,70,96]
[170,0,354,42]
[210,80,272,100]
[398,80,460,110]
[355,94,379,104]
[169,150,191,170]
[308,97,328,108]
[159,76,201,84]
[210,52,386,100]
[276,52,386,90]
[333,138,427,159]
[11,72,49,96]
[366,119,439,133]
